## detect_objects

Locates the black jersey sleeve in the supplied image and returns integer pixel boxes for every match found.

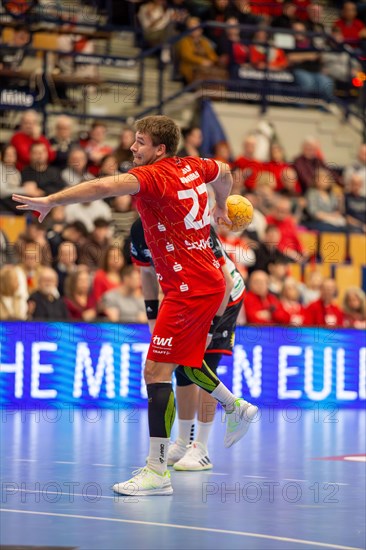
[130,218,153,266]
[209,226,225,261]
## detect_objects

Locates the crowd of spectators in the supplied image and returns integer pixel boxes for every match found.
[132,0,366,106]
[0,106,365,329]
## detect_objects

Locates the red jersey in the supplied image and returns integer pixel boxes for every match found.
[129,156,225,296]
[305,299,344,327]
[334,19,365,46]
[244,291,291,325]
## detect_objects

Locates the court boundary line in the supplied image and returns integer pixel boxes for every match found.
[0,508,363,550]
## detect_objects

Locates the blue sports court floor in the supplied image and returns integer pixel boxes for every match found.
[0,407,365,550]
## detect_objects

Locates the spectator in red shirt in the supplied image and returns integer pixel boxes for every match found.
[305,278,344,327]
[63,268,97,321]
[10,110,55,171]
[279,277,306,326]
[92,244,125,302]
[233,135,264,192]
[294,0,312,21]
[80,122,113,176]
[244,270,291,324]
[343,287,366,329]
[266,143,291,191]
[334,1,366,48]
[249,29,288,71]
[266,196,306,261]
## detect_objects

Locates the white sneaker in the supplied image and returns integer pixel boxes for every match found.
[224,398,258,448]
[167,438,188,466]
[173,441,213,471]
[112,467,173,496]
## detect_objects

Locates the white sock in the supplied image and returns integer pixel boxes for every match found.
[147,437,169,475]
[211,383,236,412]
[196,420,214,448]
[178,418,195,444]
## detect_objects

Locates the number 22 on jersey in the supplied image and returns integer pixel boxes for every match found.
[178,183,210,231]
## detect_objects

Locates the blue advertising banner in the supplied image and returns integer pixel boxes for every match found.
[0,322,365,408]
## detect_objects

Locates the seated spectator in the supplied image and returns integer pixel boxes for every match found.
[169,0,192,33]
[278,167,306,221]
[0,144,21,190]
[61,147,94,187]
[63,268,97,321]
[305,278,344,327]
[21,143,66,196]
[217,17,248,75]
[206,0,230,44]
[50,116,77,170]
[343,287,366,329]
[266,143,291,190]
[10,110,55,171]
[249,29,288,71]
[54,241,78,296]
[0,265,27,320]
[300,269,323,306]
[279,277,306,326]
[293,137,342,193]
[248,224,290,273]
[233,135,263,192]
[334,1,366,49]
[15,237,42,298]
[213,141,233,164]
[227,0,261,26]
[28,267,69,320]
[344,143,366,197]
[138,0,174,48]
[272,1,297,29]
[178,126,202,157]
[59,221,89,263]
[113,127,134,167]
[65,198,112,233]
[254,175,277,215]
[0,144,30,214]
[100,265,147,323]
[22,217,52,266]
[267,257,288,296]
[294,0,312,21]
[78,218,112,270]
[306,4,326,49]
[46,206,67,258]
[345,174,366,233]
[243,192,267,241]
[99,154,121,178]
[0,229,14,265]
[244,270,290,324]
[266,196,306,261]
[305,169,347,232]
[322,26,361,87]
[111,195,139,238]
[80,122,113,176]
[93,244,125,302]
[215,223,256,279]
[0,24,31,71]
[287,21,334,104]
[177,17,220,84]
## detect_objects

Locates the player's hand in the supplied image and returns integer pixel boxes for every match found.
[12,194,52,222]
[212,204,232,227]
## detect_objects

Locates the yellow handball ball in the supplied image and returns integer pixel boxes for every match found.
[225,195,254,232]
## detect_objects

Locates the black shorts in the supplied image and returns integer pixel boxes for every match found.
[206,299,243,355]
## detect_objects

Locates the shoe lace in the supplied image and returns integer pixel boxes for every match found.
[131,466,150,478]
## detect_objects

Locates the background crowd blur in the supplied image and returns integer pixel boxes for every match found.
[0,0,365,329]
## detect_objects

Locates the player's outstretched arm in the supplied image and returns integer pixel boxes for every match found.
[210,161,233,226]
[13,173,139,222]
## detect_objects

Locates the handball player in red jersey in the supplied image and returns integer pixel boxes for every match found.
[13,116,258,496]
